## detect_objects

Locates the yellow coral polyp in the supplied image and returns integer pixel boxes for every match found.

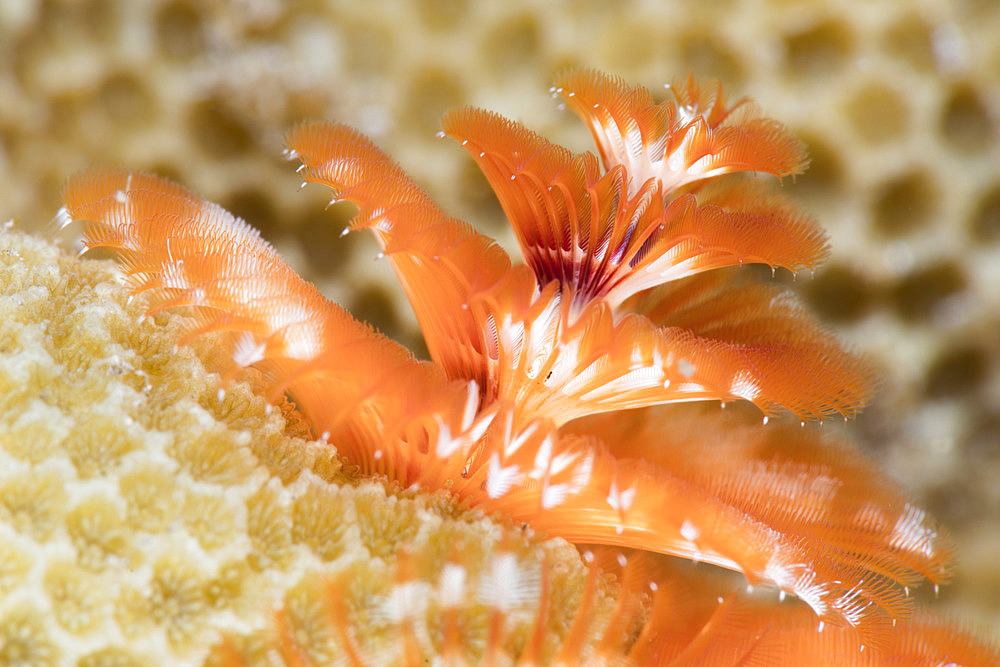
[0,229,602,664]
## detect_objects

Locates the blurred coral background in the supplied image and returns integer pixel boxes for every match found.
[1,0,998,631]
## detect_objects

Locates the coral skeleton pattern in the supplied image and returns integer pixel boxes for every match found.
[60,70,996,664]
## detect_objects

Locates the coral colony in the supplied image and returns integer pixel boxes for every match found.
[60,70,997,664]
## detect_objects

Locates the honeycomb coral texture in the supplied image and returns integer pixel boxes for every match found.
[0,232,598,664]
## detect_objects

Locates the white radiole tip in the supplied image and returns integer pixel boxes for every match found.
[54,206,73,230]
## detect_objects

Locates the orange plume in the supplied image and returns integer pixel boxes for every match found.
[443,107,827,310]
[59,168,487,486]
[285,121,510,388]
[60,70,990,661]
[554,69,808,192]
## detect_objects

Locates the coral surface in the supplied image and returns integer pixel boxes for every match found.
[0,230,605,665]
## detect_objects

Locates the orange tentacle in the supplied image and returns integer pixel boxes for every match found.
[626,271,876,419]
[554,69,808,193]
[285,121,511,387]
[444,107,827,310]
[60,168,487,492]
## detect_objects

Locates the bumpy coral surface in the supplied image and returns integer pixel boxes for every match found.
[0,230,609,665]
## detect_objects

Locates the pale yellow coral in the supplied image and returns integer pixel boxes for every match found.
[0,229,608,665]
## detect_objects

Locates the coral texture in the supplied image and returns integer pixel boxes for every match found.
[0,230,607,665]
[45,70,998,663]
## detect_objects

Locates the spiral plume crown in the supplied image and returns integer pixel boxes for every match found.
[55,70,993,662]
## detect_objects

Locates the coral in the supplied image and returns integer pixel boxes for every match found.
[45,70,998,663]
[0,230,603,664]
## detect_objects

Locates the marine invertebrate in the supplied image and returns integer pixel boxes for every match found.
[57,70,997,663]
